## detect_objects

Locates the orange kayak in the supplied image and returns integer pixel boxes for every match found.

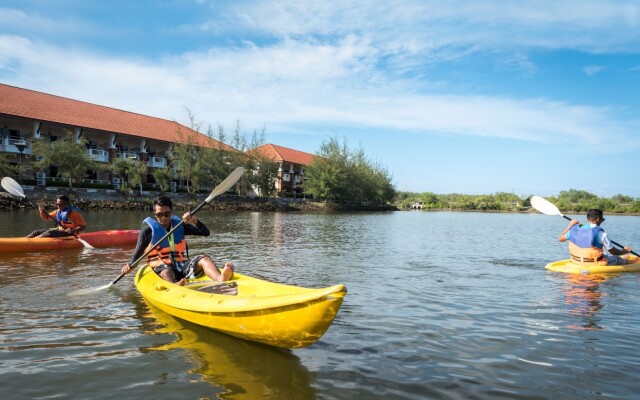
[0,230,139,252]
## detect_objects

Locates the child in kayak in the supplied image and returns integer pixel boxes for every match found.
[558,209,633,265]
[120,195,234,285]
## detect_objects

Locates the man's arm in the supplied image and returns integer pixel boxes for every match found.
[128,224,152,265]
[68,210,87,234]
[183,220,210,236]
[558,219,578,242]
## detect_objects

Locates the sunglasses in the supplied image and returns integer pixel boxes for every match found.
[154,211,171,218]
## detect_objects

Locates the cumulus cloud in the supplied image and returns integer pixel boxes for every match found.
[1,1,639,153]
[583,65,605,76]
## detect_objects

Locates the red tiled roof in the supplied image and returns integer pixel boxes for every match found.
[0,83,235,151]
[252,143,315,166]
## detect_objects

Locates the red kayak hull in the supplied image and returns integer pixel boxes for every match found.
[0,230,139,252]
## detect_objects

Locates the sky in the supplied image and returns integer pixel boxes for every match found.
[1,0,639,198]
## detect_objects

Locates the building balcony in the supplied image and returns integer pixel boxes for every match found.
[0,138,31,155]
[87,148,109,162]
[147,156,167,168]
[119,151,139,160]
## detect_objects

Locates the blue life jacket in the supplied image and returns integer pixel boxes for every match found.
[568,224,603,249]
[55,206,81,228]
[143,216,187,267]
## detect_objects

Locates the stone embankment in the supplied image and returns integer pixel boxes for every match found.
[0,186,397,212]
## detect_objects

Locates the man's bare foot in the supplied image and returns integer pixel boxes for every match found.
[177,278,187,286]
[220,262,234,281]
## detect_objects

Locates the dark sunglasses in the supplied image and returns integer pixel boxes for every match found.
[155,211,171,218]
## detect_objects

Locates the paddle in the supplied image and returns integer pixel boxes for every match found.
[530,195,639,257]
[1,177,95,249]
[69,166,245,296]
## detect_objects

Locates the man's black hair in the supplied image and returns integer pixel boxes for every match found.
[587,209,603,222]
[154,195,173,209]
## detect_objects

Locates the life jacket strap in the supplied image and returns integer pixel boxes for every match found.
[571,254,604,264]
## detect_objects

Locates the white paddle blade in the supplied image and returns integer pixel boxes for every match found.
[530,195,562,216]
[1,177,26,198]
[76,237,95,249]
[68,282,114,296]
[205,167,245,203]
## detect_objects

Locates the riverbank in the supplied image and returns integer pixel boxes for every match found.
[0,186,398,212]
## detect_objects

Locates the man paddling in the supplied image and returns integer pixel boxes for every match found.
[558,209,634,265]
[120,195,234,286]
[26,195,87,238]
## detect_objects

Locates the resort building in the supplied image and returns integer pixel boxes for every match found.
[0,83,234,190]
[251,143,315,196]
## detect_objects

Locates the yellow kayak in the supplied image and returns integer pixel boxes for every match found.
[144,303,315,399]
[545,256,640,275]
[134,265,347,348]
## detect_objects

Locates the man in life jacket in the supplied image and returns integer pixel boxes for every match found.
[558,209,633,265]
[26,195,87,238]
[120,195,234,286]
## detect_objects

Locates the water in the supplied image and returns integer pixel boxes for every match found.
[1,209,640,399]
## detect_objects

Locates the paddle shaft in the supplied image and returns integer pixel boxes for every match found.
[111,199,210,285]
[561,215,640,257]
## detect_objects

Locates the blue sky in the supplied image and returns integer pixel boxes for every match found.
[1,1,639,197]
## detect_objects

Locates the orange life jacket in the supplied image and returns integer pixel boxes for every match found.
[568,242,606,266]
[567,224,607,266]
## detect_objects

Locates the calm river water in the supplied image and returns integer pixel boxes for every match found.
[1,209,640,399]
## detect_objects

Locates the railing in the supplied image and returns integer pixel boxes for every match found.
[147,156,167,168]
[0,138,32,155]
[87,148,109,162]
[119,152,139,160]
[82,179,110,185]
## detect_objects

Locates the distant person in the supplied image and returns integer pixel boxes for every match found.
[558,209,633,265]
[26,195,87,238]
[120,195,234,285]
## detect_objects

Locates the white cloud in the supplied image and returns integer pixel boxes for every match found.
[2,32,638,152]
[210,0,640,55]
[583,65,604,76]
[1,1,639,156]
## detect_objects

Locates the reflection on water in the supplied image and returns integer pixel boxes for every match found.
[562,274,609,331]
[142,302,316,399]
[2,211,640,399]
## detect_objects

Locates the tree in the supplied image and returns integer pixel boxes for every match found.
[31,130,100,189]
[305,137,350,201]
[557,189,598,203]
[171,129,202,194]
[305,136,395,204]
[0,153,19,179]
[152,167,172,193]
[111,158,147,193]
[243,127,276,197]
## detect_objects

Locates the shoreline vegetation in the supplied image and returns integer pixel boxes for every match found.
[397,189,640,215]
[0,187,398,212]
[2,188,638,215]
